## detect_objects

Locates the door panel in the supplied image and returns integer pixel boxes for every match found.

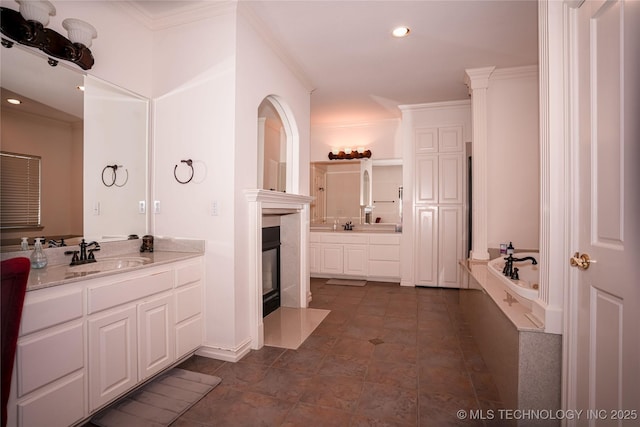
[571,0,640,417]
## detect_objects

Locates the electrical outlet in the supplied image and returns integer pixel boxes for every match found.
[93,202,100,215]
[154,201,160,214]
[211,201,219,216]
[139,201,146,214]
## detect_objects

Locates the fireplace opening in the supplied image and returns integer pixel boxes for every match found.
[262,226,281,317]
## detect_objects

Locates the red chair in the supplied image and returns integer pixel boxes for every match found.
[1,258,30,427]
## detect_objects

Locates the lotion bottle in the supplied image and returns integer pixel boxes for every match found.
[30,238,48,269]
[507,241,514,255]
[21,237,29,251]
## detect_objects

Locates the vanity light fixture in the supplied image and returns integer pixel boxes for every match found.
[328,148,372,160]
[0,0,97,70]
[392,26,410,38]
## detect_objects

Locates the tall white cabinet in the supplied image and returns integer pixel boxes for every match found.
[400,101,470,288]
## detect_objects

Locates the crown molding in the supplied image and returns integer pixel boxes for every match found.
[116,1,237,31]
[398,99,471,112]
[491,65,539,80]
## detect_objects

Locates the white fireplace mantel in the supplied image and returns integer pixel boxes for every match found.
[244,189,313,349]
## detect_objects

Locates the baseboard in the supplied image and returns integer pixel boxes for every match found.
[195,339,252,362]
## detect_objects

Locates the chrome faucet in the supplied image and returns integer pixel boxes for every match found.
[65,239,100,266]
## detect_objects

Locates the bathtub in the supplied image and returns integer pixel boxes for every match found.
[487,252,540,300]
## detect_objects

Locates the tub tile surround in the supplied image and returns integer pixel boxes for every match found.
[459,261,562,425]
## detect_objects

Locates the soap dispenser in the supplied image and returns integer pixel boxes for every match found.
[30,238,48,269]
[20,237,29,251]
[507,241,515,255]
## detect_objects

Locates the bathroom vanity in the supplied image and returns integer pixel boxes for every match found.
[309,229,401,281]
[4,243,204,427]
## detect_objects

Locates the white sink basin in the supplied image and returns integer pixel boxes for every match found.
[68,257,148,274]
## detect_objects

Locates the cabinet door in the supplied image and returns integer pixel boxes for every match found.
[414,127,438,153]
[438,206,463,288]
[415,207,438,286]
[88,306,137,411]
[309,244,320,274]
[438,154,464,204]
[343,244,368,276]
[415,155,438,204]
[138,294,175,380]
[320,244,343,274]
[438,126,463,153]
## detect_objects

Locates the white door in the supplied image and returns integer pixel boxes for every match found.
[569,0,640,420]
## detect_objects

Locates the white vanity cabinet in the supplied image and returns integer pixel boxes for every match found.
[310,232,400,281]
[10,285,85,427]
[7,256,204,427]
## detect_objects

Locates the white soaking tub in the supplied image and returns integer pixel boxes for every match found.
[487,252,540,301]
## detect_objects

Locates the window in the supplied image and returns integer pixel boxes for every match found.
[1,152,41,229]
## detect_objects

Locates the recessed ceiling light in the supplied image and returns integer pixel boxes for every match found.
[392,26,410,38]
[6,98,21,105]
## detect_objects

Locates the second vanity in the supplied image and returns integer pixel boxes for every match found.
[310,226,401,282]
[4,239,204,427]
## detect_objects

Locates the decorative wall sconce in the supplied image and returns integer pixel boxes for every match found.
[101,164,128,187]
[328,147,372,160]
[174,159,194,184]
[0,1,97,70]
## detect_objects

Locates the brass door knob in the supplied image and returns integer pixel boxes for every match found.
[570,252,596,270]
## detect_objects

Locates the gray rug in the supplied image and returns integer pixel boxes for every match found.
[91,368,221,427]
[326,278,367,286]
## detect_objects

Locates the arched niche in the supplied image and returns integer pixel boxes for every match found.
[257,95,299,194]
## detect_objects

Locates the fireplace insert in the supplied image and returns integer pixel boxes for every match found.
[262,226,281,317]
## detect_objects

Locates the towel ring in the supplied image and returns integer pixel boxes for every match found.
[174,159,194,184]
[101,164,128,187]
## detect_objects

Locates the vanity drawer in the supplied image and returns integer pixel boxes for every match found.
[369,234,401,245]
[176,261,202,288]
[20,286,83,336]
[322,233,368,244]
[175,282,202,323]
[16,322,84,396]
[87,270,173,314]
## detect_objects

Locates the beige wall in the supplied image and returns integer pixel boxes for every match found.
[487,67,540,251]
[1,108,82,243]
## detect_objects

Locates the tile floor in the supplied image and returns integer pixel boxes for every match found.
[168,278,505,426]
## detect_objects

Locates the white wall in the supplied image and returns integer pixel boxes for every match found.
[310,118,402,162]
[486,67,539,251]
[151,5,311,355]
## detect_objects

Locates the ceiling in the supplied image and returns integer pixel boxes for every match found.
[1,1,538,126]
[131,0,539,126]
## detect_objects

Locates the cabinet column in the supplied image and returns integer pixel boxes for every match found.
[464,67,495,260]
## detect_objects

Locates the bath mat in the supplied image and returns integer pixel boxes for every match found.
[326,278,367,287]
[90,368,221,427]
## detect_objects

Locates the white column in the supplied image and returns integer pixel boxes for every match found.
[465,67,495,260]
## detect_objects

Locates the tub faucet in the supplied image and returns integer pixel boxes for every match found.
[503,255,514,277]
[343,221,353,231]
[512,256,538,265]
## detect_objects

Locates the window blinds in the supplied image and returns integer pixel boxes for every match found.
[1,152,41,229]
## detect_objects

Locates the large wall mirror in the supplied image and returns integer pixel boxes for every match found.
[310,159,403,226]
[0,45,149,249]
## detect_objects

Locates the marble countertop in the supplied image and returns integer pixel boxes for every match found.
[2,237,205,292]
[26,251,202,291]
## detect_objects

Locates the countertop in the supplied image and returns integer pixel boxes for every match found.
[1,238,205,292]
[26,251,203,291]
